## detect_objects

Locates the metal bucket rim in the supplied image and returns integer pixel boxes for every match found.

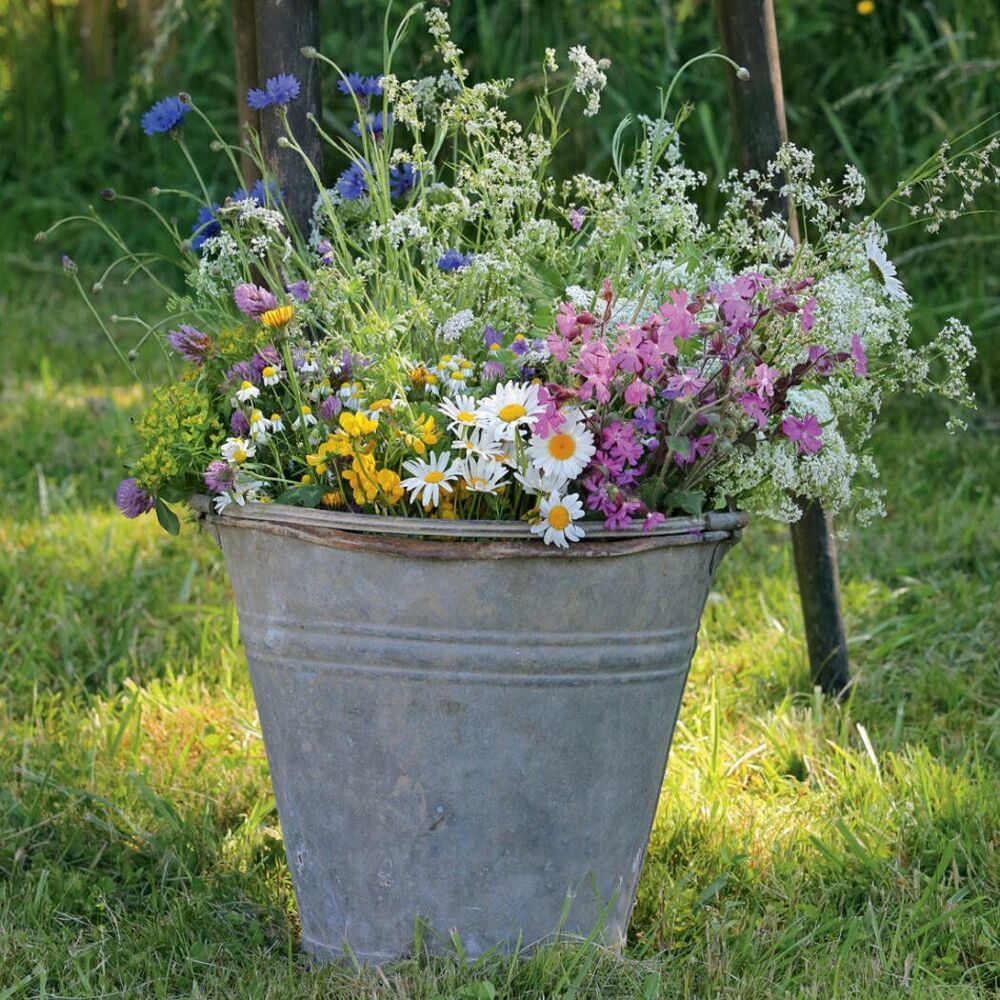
[190,495,747,560]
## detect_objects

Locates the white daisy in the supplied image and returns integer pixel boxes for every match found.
[460,455,508,494]
[531,491,586,548]
[260,363,283,387]
[527,416,596,480]
[451,427,504,460]
[864,233,907,302]
[221,436,256,464]
[269,412,285,433]
[515,465,570,497]
[213,475,266,513]
[299,352,320,374]
[400,451,460,507]
[339,381,365,411]
[292,404,317,429]
[235,380,260,403]
[438,394,482,435]
[248,409,271,444]
[479,380,544,440]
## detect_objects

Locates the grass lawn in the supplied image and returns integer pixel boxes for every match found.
[1,278,998,997]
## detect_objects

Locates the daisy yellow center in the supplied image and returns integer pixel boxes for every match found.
[457,410,476,423]
[240,381,254,391]
[233,448,247,463]
[498,403,527,422]
[547,433,576,460]
[425,471,445,484]
[262,366,276,378]
[548,505,570,531]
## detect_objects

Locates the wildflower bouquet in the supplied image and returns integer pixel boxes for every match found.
[57,3,994,546]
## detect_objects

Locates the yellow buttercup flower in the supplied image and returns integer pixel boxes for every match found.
[339,411,378,437]
[375,468,404,504]
[321,490,345,509]
[856,0,874,14]
[261,304,295,328]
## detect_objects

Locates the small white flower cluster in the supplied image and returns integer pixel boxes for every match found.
[567,45,610,117]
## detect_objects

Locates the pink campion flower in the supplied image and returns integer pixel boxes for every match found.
[531,385,566,437]
[801,296,817,334]
[611,326,646,374]
[851,333,869,376]
[657,290,698,349]
[568,207,587,231]
[749,363,781,398]
[623,378,652,406]
[664,368,708,400]
[600,278,614,323]
[573,341,613,403]
[601,421,644,465]
[781,413,824,454]
[642,511,667,532]
[740,392,770,428]
[233,282,278,318]
[807,344,836,376]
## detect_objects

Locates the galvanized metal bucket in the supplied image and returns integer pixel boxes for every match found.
[192,498,745,963]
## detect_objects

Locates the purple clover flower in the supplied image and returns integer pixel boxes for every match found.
[483,360,506,382]
[233,282,278,318]
[204,460,237,493]
[167,325,211,364]
[318,395,342,422]
[230,410,250,436]
[247,73,301,110]
[115,478,154,518]
[437,249,473,272]
[251,346,281,375]
[141,96,189,136]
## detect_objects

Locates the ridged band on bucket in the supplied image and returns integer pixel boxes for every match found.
[193,498,745,962]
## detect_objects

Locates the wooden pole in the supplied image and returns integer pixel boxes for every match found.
[252,0,323,236]
[716,0,851,696]
[232,0,261,188]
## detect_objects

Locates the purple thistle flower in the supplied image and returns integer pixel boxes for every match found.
[230,410,250,436]
[141,96,189,136]
[204,460,237,493]
[247,73,301,110]
[115,477,155,518]
[167,325,212,364]
[287,280,311,303]
[233,282,278,318]
[190,204,221,251]
[781,413,823,455]
[437,249,472,272]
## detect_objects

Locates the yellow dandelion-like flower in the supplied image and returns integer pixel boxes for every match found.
[856,0,874,14]
[321,490,345,509]
[261,304,295,328]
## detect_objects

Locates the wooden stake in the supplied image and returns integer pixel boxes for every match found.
[252,0,323,236]
[716,0,851,696]
[232,0,261,187]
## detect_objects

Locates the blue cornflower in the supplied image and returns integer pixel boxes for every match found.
[336,162,371,201]
[437,249,473,272]
[141,96,189,136]
[190,203,221,251]
[389,162,419,199]
[351,111,391,140]
[337,73,383,104]
[247,73,301,110]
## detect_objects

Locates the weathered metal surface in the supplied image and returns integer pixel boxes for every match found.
[199,501,744,963]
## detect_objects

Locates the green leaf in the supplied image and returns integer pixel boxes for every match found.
[154,497,181,535]
[664,489,705,516]
[273,484,325,508]
[666,434,690,456]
